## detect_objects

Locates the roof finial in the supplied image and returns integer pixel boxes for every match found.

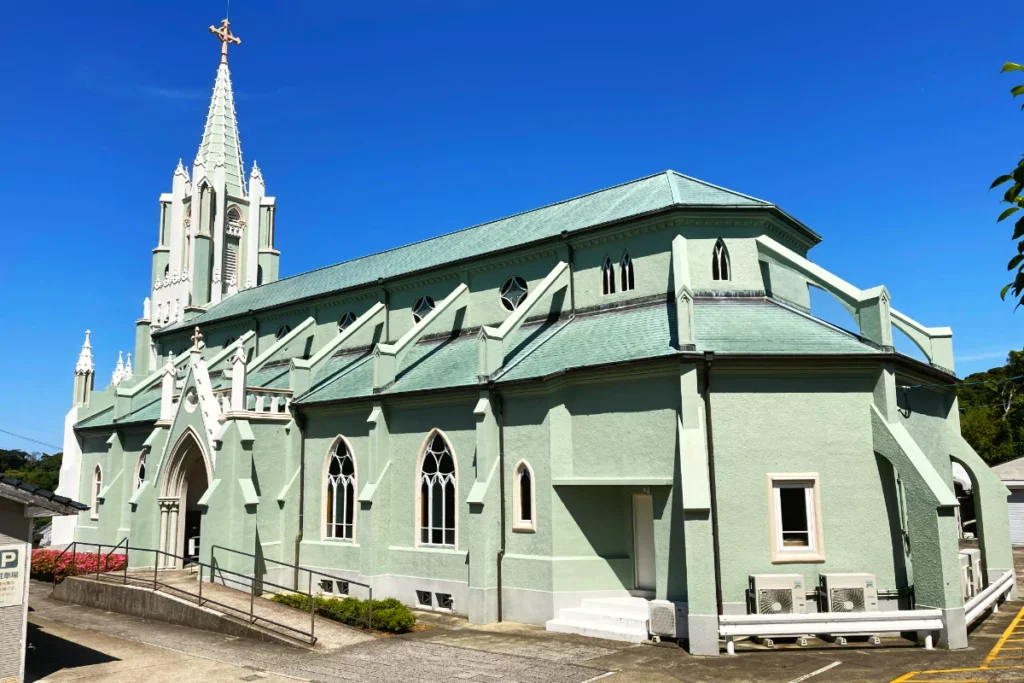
[124,353,134,381]
[75,330,95,375]
[209,18,241,65]
[192,326,203,352]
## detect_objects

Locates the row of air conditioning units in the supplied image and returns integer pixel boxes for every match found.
[959,548,984,602]
[748,573,878,614]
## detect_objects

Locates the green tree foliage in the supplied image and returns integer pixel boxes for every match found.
[0,448,62,492]
[992,62,1024,307]
[958,350,1024,465]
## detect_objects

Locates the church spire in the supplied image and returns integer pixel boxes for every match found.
[197,19,246,196]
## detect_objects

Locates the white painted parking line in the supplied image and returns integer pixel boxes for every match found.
[787,660,842,683]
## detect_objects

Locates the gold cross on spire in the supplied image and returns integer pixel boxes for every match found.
[209,19,241,65]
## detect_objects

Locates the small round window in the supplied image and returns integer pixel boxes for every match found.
[184,387,199,413]
[499,276,528,312]
[338,312,357,332]
[412,296,435,323]
[276,324,292,340]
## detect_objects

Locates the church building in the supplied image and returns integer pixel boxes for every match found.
[53,19,1016,655]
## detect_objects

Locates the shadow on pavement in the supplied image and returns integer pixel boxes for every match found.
[24,621,119,682]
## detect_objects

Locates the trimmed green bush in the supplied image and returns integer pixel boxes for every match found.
[271,592,415,634]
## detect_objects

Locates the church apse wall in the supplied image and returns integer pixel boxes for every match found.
[711,369,911,611]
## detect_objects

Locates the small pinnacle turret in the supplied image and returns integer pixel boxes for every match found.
[75,330,94,375]
[111,351,126,386]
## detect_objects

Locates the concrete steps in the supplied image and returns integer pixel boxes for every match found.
[545,597,650,643]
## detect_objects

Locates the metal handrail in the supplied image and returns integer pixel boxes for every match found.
[209,543,373,629]
[51,539,129,588]
[53,541,320,645]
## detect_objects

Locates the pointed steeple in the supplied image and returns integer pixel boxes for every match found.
[124,353,134,381]
[75,330,94,375]
[196,22,246,196]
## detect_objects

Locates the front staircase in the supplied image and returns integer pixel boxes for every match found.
[545,597,650,643]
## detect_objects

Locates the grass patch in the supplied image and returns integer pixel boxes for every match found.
[271,593,415,634]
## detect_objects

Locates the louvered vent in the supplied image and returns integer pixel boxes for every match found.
[757,588,794,614]
[829,588,865,613]
[224,237,239,286]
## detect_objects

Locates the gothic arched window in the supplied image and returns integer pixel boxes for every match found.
[325,438,356,541]
[91,465,102,519]
[620,252,635,292]
[412,296,436,324]
[499,276,529,312]
[135,453,147,492]
[512,460,536,533]
[602,257,616,295]
[276,324,291,340]
[712,239,730,281]
[419,431,456,546]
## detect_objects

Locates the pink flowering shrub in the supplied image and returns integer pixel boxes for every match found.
[31,549,127,583]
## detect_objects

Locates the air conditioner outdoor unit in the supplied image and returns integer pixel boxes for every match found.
[748,574,806,615]
[819,573,878,613]
[648,600,686,639]
[962,548,984,595]
[959,552,975,601]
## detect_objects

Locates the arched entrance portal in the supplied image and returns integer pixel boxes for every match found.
[159,428,211,568]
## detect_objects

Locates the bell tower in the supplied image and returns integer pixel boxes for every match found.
[149,18,280,329]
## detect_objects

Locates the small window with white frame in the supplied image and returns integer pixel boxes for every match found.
[767,474,824,563]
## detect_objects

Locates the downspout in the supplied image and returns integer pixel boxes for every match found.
[702,351,724,615]
[496,391,507,622]
[249,310,260,357]
[292,407,306,590]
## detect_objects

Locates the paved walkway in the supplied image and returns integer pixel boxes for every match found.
[31,581,607,682]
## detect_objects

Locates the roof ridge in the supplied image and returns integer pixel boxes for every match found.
[666,170,772,206]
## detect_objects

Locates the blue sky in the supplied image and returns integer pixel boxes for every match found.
[1,0,1021,452]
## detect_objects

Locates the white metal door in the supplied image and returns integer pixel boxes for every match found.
[632,494,656,591]
[1009,489,1024,545]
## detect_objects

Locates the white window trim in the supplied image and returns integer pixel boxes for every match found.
[512,460,537,533]
[321,435,357,543]
[766,473,825,563]
[91,465,102,520]
[414,429,458,548]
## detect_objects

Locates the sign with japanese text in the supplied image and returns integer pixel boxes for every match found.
[0,545,26,607]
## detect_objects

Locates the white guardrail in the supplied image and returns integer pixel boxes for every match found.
[966,569,1015,626]
[719,570,1016,655]
[719,609,943,655]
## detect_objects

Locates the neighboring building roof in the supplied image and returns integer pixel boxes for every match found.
[297,297,881,404]
[0,475,88,516]
[158,171,818,334]
[993,457,1024,482]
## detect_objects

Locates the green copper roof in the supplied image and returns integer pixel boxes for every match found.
[196,63,246,196]
[296,297,879,404]
[160,171,816,335]
[693,298,880,355]
[75,387,162,430]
